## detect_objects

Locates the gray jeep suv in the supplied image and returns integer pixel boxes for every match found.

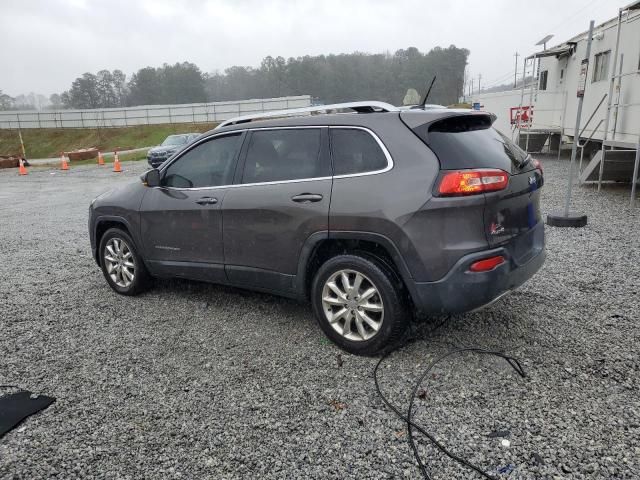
[89,102,545,355]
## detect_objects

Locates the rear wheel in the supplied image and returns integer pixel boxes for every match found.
[99,228,150,295]
[311,255,410,355]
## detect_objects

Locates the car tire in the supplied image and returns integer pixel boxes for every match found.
[311,254,410,356]
[99,227,150,296]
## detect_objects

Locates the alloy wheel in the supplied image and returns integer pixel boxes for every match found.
[321,269,384,341]
[104,237,135,288]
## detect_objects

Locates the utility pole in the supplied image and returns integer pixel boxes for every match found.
[514,52,520,88]
[478,74,482,93]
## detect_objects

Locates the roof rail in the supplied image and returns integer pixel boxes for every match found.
[215,101,399,129]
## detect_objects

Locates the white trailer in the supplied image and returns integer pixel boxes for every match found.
[472,1,640,203]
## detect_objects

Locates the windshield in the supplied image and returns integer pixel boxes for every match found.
[161,135,187,146]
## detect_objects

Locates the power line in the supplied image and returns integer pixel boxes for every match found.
[544,0,601,37]
[484,69,517,87]
[483,71,517,89]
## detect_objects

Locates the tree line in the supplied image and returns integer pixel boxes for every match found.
[1,45,469,111]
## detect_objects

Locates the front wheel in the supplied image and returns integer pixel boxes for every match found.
[99,228,150,296]
[311,255,410,355]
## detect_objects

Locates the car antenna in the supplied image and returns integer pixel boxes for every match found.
[418,76,436,107]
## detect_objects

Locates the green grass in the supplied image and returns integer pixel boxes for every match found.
[0,123,216,159]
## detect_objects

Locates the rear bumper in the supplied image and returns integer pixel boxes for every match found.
[410,222,545,315]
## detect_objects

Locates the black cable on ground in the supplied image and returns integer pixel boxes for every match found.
[374,346,526,479]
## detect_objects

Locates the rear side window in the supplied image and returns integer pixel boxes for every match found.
[162,133,242,188]
[242,129,325,183]
[411,115,528,171]
[330,129,388,176]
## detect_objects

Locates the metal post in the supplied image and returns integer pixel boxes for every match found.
[598,9,623,191]
[18,129,26,159]
[515,57,528,143]
[631,134,640,207]
[514,52,519,88]
[564,21,594,219]
[612,54,624,140]
[558,91,569,161]
[525,54,537,152]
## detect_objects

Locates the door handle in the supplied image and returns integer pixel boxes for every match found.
[291,193,323,203]
[196,197,218,205]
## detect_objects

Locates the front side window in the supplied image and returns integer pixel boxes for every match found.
[162,133,242,188]
[242,129,324,183]
[330,129,388,176]
[592,51,610,82]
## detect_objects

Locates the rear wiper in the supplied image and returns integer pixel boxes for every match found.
[518,154,532,169]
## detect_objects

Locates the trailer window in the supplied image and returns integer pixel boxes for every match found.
[539,70,548,90]
[592,51,610,83]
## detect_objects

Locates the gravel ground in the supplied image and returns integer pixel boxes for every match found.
[0,157,638,479]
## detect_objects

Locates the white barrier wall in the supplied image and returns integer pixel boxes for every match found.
[471,89,567,137]
[0,96,312,129]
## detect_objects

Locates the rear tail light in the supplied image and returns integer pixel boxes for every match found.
[437,169,508,196]
[469,255,505,272]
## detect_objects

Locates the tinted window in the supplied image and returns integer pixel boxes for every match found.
[242,129,324,183]
[162,133,241,188]
[330,129,387,175]
[411,115,529,172]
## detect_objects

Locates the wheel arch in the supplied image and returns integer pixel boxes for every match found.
[296,231,418,307]
[93,216,136,267]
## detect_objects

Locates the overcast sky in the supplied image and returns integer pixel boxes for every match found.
[1,0,620,98]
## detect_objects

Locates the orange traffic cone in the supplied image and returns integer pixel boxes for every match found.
[61,152,69,171]
[113,151,122,173]
[18,158,28,176]
[97,151,105,166]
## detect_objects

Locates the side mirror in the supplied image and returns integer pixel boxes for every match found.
[141,169,160,187]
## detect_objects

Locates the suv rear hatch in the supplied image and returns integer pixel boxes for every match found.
[401,111,544,264]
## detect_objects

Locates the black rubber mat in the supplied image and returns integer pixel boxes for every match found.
[0,390,56,438]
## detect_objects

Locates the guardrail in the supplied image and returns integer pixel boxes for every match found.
[0,95,312,129]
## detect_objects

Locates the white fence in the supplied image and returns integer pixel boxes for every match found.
[0,95,312,129]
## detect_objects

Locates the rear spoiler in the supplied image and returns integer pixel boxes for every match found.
[399,109,497,131]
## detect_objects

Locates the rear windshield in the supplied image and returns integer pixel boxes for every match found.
[411,115,529,171]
